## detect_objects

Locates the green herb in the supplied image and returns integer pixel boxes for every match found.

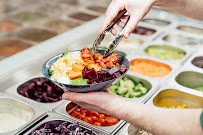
[63,48,70,57]
[49,68,53,76]
[57,57,61,60]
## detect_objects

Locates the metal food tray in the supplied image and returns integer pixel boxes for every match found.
[21,111,102,135]
[166,67,203,95]
[116,123,129,135]
[6,75,65,111]
[132,22,164,41]
[127,54,178,83]
[0,92,47,135]
[184,48,203,70]
[154,30,203,51]
[137,41,192,65]
[174,22,203,36]
[116,72,160,103]
[54,101,126,135]
[143,84,203,107]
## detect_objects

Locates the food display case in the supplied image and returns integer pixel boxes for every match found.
[0,0,203,134]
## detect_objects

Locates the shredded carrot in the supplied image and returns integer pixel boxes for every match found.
[130,59,172,77]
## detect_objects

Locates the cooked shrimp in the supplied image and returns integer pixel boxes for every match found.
[81,47,94,61]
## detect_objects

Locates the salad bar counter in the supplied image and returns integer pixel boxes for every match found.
[0,0,203,134]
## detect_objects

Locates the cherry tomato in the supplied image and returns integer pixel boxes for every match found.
[93,122,101,126]
[81,109,87,116]
[106,116,119,124]
[70,112,77,118]
[99,114,105,119]
[98,118,105,126]
[91,116,99,122]
[72,110,80,116]
[85,110,92,116]
[78,114,86,120]
[83,117,93,124]
[90,111,99,117]
[81,109,88,114]
[75,108,81,112]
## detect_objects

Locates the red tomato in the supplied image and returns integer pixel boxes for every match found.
[93,122,101,126]
[85,110,92,116]
[98,118,105,126]
[78,114,86,120]
[90,111,99,117]
[83,117,93,124]
[70,112,77,118]
[106,116,119,125]
[75,108,81,112]
[91,116,99,122]
[72,110,81,116]
[81,109,88,114]
[99,114,105,119]
[81,112,87,116]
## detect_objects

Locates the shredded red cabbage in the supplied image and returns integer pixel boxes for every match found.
[29,120,95,135]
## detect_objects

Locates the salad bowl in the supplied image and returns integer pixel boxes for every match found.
[42,49,130,92]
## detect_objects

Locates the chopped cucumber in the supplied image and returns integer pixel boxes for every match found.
[140,87,148,94]
[109,85,118,93]
[129,92,142,98]
[124,80,135,89]
[124,93,130,98]
[119,79,125,88]
[118,87,128,95]
[109,76,149,98]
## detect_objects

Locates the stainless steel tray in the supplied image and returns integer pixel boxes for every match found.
[21,111,102,135]
[165,67,203,96]
[138,41,192,65]
[119,72,160,103]
[154,30,203,51]
[143,84,203,107]
[6,75,65,111]
[184,48,203,70]
[127,54,178,83]
[54,101,126,135]
[0,92,47,135]
[174,22,203,36]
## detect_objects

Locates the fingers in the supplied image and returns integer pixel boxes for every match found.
[62,92,86,103]
[123,15,142,38]
[62,92,104,105]
[62,92,118,107]
[121,15,129,20]
[110,27,117,36]
[99,1,124,33]
[73,101,106,114]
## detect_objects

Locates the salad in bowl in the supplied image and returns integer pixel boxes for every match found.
[42,47,130,92]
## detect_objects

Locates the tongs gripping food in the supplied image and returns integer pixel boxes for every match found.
[91,9,129,57]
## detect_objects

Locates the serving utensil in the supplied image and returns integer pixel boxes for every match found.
[91,9,130,58]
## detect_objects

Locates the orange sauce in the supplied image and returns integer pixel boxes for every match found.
[130,59,171,77]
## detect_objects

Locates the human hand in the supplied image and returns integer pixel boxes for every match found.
[62,91,125,115]
[99,0,157,38]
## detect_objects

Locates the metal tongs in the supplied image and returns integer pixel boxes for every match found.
[91,9,130,58]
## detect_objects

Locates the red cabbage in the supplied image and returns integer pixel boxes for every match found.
[29,120,95,135]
